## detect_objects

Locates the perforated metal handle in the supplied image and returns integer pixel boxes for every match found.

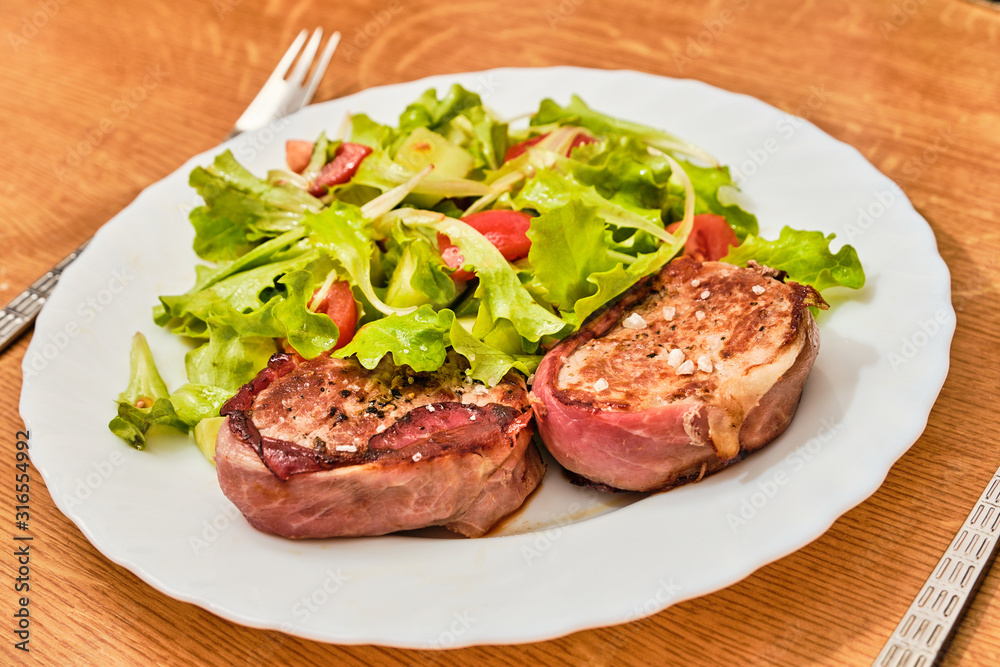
[873,467,1000,666]
[0,241,89,354]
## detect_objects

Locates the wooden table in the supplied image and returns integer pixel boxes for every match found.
[2,0,999,663]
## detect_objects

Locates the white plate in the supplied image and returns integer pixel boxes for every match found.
[20,67,953,648]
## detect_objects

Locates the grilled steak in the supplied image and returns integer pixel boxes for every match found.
[530,257,825,492]
[216,351,543,538]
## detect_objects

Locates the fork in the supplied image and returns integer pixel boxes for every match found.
[872,465,1000,666]
[0,28,340,355]
[229,28,340,138]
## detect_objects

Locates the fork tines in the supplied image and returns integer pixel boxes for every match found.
[230,28,341,137]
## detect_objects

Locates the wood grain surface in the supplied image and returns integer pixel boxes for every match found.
[2,0,999,664]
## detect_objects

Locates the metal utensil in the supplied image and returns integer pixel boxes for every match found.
[873,465,1000,666]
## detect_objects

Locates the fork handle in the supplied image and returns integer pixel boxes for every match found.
[0,240,90,354]
[872,464,1000,666]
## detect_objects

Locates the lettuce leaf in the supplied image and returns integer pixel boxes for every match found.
[189,151,320,261]
[308,202,415,316]
[722,226,865,292]
[571,236,682,324]
[667,159,758,241]
[383,232,457,309]
[167,383,235,427]
[110,399,187,451]
[109,333,190,449]
[447,316,538,386]
[447,105,508,172]
[184,323,276,392]
[204,269,343,359]
[110,332,263,449]
[351,148,490,199]
[334,305,451,371]
[350,114,397,149]
[334,306,536,385]
[154,251,321,337]
[301,132,333,182]
[187,227,309,292]
[566,136,673,214]
[526,201,619,322]
[531,95,717,165]
[515,169,672,243]
[401,212,568,342]
[393,85,507,175]
[397,84,484,137]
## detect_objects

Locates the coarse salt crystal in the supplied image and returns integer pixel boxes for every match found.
[677,360,695,375]
[697,355,713,372]
[695,310,705,321]
[667,348,685,368]
[412,452,423,462]
[375,424,386,433]
[426,405,436,412]
[593,378,609,391]
[662,306,675,321]
[691,279,701,287]
[700,290,710,299]
[470,414,477,421]
[752,285,765,295]
[622,312,647,329]
[335,444,357,453]
[403,348,410,354]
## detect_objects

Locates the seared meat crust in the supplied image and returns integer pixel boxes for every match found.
[530,258,825,492]
[216,351,544,538]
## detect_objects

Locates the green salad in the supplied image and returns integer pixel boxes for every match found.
[110,85,864,452]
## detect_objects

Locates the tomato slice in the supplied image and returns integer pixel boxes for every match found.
[504,134,548,162]
[438,210,534,281]
[666,214,740,262]
[310,280,357,350]
[285,140,314,174]
[308,142,373,196]
[567,133,597,153]
[438,241,472,281]
[463,210,533,259]
[504,131,597,162]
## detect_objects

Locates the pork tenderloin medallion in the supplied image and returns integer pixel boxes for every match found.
[216,351,543,538]
[530,257,826,492]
